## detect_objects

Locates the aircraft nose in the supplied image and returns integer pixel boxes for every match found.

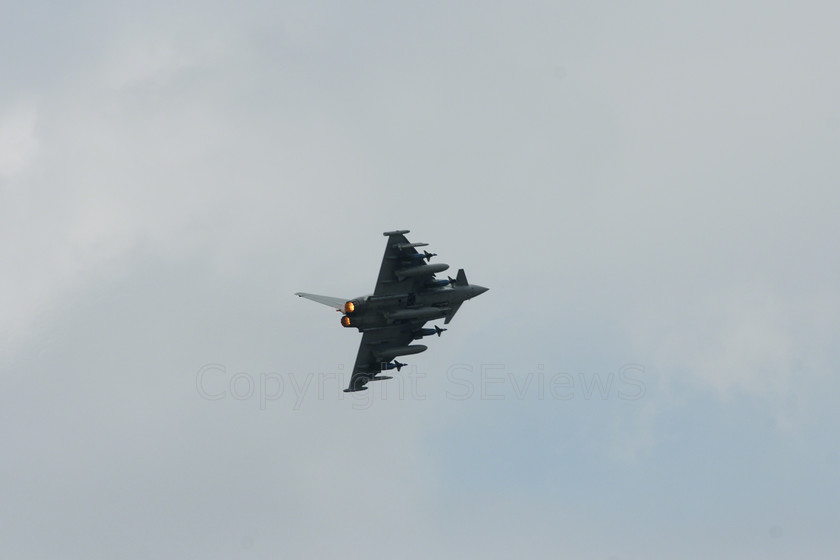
[471,285,489,298]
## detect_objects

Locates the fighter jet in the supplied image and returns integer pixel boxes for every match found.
[296,230,488,393]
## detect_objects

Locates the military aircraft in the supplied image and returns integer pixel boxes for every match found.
[296,230,488,393]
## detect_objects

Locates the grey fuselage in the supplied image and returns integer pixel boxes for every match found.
[341,283,488,331]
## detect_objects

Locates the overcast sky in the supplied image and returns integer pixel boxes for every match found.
[2,1,839,558]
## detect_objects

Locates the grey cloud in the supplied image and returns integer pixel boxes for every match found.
[3,1,839,558]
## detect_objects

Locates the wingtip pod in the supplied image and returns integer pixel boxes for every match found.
[383,229,410,236]
[343,386,369,393]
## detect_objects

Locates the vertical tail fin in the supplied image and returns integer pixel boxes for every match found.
[454,269,468,286]
[295,292,348,311]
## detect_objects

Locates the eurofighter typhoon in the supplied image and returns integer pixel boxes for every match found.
[296,230,488,393]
